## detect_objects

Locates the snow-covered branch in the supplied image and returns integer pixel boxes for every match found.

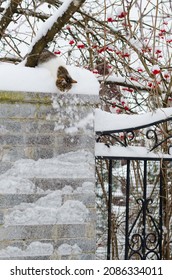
[25,0,86,67]
[0,0,23,40]
[100,76,149,92]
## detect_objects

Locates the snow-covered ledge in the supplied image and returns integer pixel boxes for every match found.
[95,108,172,133]
[0,89,99,260]
[95,108,172,160]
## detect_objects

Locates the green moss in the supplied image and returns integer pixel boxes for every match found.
[0,91,25,103]
[0,91,52,105]
[34,93,51,105]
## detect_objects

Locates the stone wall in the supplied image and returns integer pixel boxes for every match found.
[0,91,98,260]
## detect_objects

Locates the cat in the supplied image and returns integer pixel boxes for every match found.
[38,50,77,92]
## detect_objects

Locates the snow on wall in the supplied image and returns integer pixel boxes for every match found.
[0,242,82,259]
[0,177,44,194]
[4,194,89,226]
[0,149,94,179]
[0,242,53,258]
[0,62,99,95]
[57,243,82,256]
[0,147,95,232]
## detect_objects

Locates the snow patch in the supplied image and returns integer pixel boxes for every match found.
[4,191,89,225]
[65,112,94,134]
[2,150,94,179]
[0,241,53,258]
[0,177,44,194]
[57,243,82,256]
[74,181,94,194]
[58,200,89,223]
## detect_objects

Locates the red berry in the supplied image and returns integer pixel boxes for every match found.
[124,106,129,111]
[54,50,61,55]
[69,40,75,45]
[137,68,143,72]
[121,52,130,58]
[77,42,85,49]
[92,69,99,74]
[152,69,160,75]
[117,12,127,18]
[152,65,161,75]
[155,49,161,54]
[107,17,114,22]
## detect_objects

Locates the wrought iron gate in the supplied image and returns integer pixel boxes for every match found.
[95,108,172,260]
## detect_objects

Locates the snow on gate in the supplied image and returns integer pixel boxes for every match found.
[95,108,172,260]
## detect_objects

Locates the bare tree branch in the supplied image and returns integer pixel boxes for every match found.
[104,80,151,92]
[24,0,86,67]
[0,0,23,40]
[0,7,49,21]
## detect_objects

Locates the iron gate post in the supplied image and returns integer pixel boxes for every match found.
[107,159,113,260]
[125,160,130,259]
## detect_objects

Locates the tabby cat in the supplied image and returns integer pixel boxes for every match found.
[38,50,77,92]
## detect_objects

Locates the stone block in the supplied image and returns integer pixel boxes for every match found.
[0,225,53,241]
[0,135,23,146]
[53,135,95,158]
[0,119,22,133]
[25,135,54,146]
[31,178,88,191]
[0,146,26,162]
[24,146,54,160]
[0,194,44,209]
[0,210,4,224]
[52,224,89,240]
[0,103,38,119]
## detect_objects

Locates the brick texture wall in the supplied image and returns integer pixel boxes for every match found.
[0,91,98,260]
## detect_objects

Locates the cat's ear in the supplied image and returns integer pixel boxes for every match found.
[71,78,77,84]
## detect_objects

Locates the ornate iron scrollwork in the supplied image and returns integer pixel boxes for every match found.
[96,118,172,153]
[127,197,161,259]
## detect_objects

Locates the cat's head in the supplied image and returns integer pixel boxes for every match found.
[56,66,77,92]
